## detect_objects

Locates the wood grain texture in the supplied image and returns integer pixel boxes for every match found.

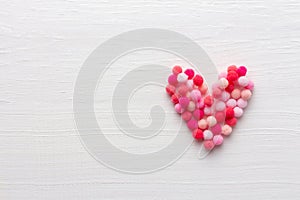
[0,0,300,199]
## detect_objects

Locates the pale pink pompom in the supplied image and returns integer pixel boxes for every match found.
[213,135,224,146]
[174,104,182,114]
[190,89,201,102]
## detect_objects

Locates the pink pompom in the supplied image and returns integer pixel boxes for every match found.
[241,89,252,100]
[237,66,247,76]
[193,74,204,87]
[204,106,212,115]
[213,135,224,145]
[174,104,182,114]
[172,65,182,75]
[198,119,208,130]
[222,125,232,136]
[234,107,243,118]
[213,87,222,98]
[207,116,217,127]
[184,69,195,79]
[221,91,230,102]
[190,89,201,102]
[177,85,189,97]
[179,97,189,108]
[226,117,237,127]
[203,130,213,140]
[193,129,204,140]
[211,123,222,135]
[204,140,215,150]
[187,101,196,112]
[187,119,198,131]
[227,71,238,82]
[215,111,225,123]
[246,80,254,91]
[193,109,204,120]
[215,101,226,112]
[231,89,241,100]
[182,111,192,121]
[237,98,248,108]
[226,99,237,108]
[168,74,178,85]
[218,78,229,89]
[238,76,249,87]
[177,73,188,83]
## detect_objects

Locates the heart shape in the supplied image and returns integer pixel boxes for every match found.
[166,65,254,150]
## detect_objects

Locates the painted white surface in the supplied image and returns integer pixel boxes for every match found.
[1,0,300,199]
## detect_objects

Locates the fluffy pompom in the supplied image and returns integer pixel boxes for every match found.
[193,109,204,120]
[184,69,195,79]
[234,107,244,118]
[238,76,249,87]
[227,71,239,82]
[203,130,213,140]
[204,106,213,115]
[172,65,182,75]
[221,91,230,102]
[226,99,237,108]
[198,119,208,130]
[218,78,229,89]
[204,140,215,150]
[193,74,204,87]
[187,119,198,131]
[190,89,201,102]
[182,111,192,121]
[207,116,217,127]
[168,74,178,85]
[237,98,248,108]
[213,135,224,145]
[215,101,226,112]
[231,89,241,100]
[179,97,189,108]
[241,89,252,100]
[226,117,237,127]
[193,129,204,140]
[222,125,233,136]
[226,107,235,119]
[177,73,188,83]
[237,66,247,76]
[187,101,196,112]
[211,123,222,135]
[174,104,182,114]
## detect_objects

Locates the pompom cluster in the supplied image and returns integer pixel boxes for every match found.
[166,65,254,151]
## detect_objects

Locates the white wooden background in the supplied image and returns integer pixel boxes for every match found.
[1,0,300,199]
